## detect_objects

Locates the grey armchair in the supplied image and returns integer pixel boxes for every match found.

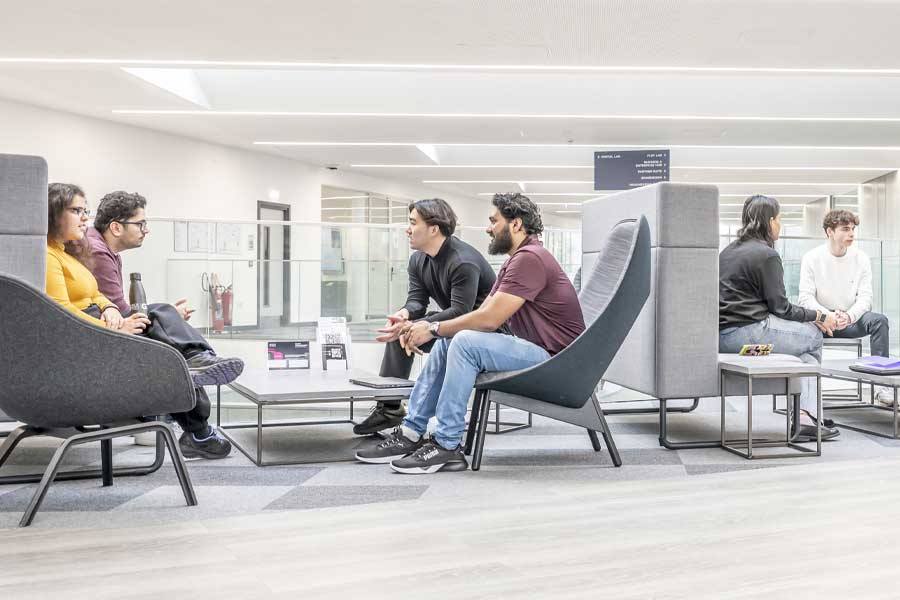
[0,273,198,526]
[466,216,651,470]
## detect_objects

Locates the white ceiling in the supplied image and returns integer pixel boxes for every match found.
[2,1,899,216]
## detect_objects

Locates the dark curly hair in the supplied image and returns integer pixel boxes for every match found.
[408,198,457,236]
[737,194,780,248]
[491,192,544,235]
[47,182,94,267]
[94,190,147,233]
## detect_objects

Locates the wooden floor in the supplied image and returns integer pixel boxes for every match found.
[3,457,900,599]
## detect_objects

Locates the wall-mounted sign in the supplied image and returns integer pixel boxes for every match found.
[594,150,670,191]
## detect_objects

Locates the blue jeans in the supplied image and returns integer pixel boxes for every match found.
[402,331,551,449]
[719,315,823,417]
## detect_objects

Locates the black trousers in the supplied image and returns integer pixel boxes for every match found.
[377,338,436,408]
[831,311,891,357]
[84,303,214,435]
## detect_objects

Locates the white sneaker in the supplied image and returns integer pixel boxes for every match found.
[133,431,159,446]
[874,387,896,407]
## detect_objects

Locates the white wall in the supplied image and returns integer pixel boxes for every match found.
[0,96,580,370]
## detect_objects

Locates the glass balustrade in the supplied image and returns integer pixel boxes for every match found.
[130,218,582,342]
[127,217,899,354]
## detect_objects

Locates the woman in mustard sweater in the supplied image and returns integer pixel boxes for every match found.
[45,183,232,459]
[46,183,149,333]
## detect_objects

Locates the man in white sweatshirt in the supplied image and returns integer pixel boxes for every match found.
[798,209,891,401]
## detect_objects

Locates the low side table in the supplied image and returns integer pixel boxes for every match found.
[719,358,822,459]
[215,369,412,466]
[820,359,900,439]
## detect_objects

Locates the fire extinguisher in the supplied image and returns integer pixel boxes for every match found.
[222,284,234,327]
[202,272,225,333]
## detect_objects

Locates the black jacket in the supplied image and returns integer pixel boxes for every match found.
[402,236,496,323]
[719,239,816,329]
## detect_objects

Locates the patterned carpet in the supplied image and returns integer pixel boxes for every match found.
[2,394,899,529]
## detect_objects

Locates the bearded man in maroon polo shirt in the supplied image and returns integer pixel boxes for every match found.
[355,193,585,474]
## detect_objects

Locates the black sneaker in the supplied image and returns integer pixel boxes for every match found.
[353,403,407,435]
[390,439,468,474]
[793,424,841,443]
[186,352,245,386]
[355,427,422,464]
[179,429,232,459]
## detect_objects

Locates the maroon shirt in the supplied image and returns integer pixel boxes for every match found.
[490,236,585,355]
[86,227,129,313]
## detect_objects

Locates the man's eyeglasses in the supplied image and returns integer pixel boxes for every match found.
[117,220,150,232]
[67,207,92,217]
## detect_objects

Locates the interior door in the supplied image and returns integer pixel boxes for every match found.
[258,204,289,326]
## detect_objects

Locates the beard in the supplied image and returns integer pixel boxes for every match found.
[488,225,514,255]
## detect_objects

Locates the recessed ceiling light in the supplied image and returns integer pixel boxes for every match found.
[9,58,900,75]
[254,141,900,151]
[353,163,897,171]
[114,109,900,122]
[425,180,852,186]
[719,194,826,198]
[478,192,609,197]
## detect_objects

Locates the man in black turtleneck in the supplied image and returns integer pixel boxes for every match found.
[353,198,497,435]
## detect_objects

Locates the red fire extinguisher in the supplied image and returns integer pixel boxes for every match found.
[202,272,225,333]
[222,284,234,327]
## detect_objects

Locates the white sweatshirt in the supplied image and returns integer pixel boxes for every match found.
[798,244,873,323]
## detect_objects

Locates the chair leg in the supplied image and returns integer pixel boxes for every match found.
[19,435,78,527]
[0,425,40,469]
[471,394,493,471]
[100,439,114,487]
[587,429,603,452]
[155,423,197,506]
[464,390,485,456]
[592,393,622,467]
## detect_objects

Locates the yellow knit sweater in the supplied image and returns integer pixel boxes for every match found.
[46,242,116,326]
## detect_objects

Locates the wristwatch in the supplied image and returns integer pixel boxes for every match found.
[816,311,827,324]
[428,321,442,337]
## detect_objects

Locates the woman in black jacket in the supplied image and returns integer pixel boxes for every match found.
[719,194,839,441]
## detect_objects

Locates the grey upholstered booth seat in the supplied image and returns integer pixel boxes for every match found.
[0,154,48,290]
[0,153,48,425]
[465,216,651,470]
[0,153,197,526]
[582,183,803,449]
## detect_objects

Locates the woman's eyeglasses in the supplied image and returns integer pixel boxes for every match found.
[67,207,92,217]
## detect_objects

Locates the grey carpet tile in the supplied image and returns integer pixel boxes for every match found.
[152,466,325,486]
[264,484,429,511]
[468,465,688,483]
[0,444,134,467]
[483,447,682,466]
[0,480,151,512]
[222,424,375,464]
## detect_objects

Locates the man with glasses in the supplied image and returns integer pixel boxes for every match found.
[86,190,242,459]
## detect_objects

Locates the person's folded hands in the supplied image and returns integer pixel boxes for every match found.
[401,321,433,356]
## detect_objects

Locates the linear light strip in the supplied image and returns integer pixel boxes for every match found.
[113,109,900,122]
[353,164,897,171]
[256,141,900,151]
[10,58,900,75]
[424,180,855,185]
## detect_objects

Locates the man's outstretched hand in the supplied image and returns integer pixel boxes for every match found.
[375,310,409,342]
[174,298,195,321]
